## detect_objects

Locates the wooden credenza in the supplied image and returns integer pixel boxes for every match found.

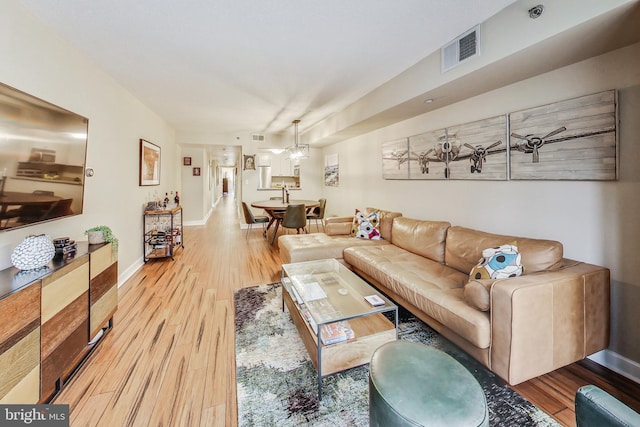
[0,242,117,404]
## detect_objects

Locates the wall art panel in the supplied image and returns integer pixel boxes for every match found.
[407,129,445,180]
[509,90,617,180]
[382,138,409,179]
[406,115,507,180]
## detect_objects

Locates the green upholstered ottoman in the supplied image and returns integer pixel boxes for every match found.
[369,341,489,427]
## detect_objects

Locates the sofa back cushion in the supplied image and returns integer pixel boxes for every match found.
[324,218,353,236]
[365,207,402,241]
[445,226,563,274]
[391,217,451,263]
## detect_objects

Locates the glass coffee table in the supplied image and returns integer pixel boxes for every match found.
[281,259,398,399]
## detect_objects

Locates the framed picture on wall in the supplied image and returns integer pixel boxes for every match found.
[324,154,339,186]
[139,139,160,186]
[183,157,192,166]
[193,167,201,176]
[243,154,256,170]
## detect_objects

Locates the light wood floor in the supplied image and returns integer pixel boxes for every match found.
[55,195,640,426]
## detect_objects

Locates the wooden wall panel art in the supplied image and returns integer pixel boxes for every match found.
[381,91,617,181]
[509,90,617,180]
[382,138,409,179]
[407,128,445,180]
[408,115,507,180]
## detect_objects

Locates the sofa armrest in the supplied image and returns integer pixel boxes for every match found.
[324,216,353,236]
[576,385,640,427]
[490,261,610,385]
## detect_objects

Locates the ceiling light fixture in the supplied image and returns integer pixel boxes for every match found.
[286,119,309,160]
[424,98,434,104]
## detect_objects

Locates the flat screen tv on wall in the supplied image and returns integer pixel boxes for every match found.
[0,83,88,232]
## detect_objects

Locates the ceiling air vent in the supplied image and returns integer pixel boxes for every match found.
[441,25,480,73]
[251,133,265,143]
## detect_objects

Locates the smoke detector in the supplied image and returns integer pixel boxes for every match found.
[528,5,544,19]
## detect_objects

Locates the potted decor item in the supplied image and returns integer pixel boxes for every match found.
[11,234,56,270]
[85,225,119,253]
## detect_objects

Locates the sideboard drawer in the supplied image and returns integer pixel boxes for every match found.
[89,243,118,338]
[40,255,89,401]
[0,283,41,404]
[42,256,89,324]
[90,243,114,280]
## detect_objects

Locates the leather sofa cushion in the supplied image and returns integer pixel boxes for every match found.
[344,245,491,349]
[365,207,402,241]
[463,279,495,311]
[390,217,450,263]
[279,233,389,264]
[324,217,353,236]
[445,226,563,275]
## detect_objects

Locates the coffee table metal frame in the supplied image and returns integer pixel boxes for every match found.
[281,259,398,399]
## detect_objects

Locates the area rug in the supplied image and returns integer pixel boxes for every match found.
[235,283,561,427]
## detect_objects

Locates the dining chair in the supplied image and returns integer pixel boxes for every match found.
[280,203,307,236]
[242,202,269,240]
[306,198,326,232]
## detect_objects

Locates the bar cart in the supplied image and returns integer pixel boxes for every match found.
[143,205,184,262]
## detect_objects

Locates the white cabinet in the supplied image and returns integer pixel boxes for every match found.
[274,155,290,176]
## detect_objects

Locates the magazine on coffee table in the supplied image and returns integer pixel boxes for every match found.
[319,321,354,345]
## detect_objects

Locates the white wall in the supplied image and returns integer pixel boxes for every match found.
[322,42,640,379]
[180,147,213,224]
[0,3,178,280]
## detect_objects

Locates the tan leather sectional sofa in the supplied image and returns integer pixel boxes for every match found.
[279,208,610,385]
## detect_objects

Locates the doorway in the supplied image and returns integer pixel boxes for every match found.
[220,166,236,197]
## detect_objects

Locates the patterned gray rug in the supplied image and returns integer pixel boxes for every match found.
[235,283,561,427]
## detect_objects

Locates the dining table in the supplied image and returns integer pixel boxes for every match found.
[251,199,320,243]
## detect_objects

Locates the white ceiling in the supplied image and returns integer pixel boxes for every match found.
[17,0,518,141]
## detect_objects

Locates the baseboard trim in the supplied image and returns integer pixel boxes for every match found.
[183,206,214,226]
[589,349,640,384]
[118,258,144,288]
[184,220,205,226]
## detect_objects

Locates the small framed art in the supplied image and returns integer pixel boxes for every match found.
[183,157,192,166]
[193,167,201,176]
[243,154,256,170]
[139,139,160,186]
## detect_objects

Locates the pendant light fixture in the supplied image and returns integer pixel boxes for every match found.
[286,119,309,159]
